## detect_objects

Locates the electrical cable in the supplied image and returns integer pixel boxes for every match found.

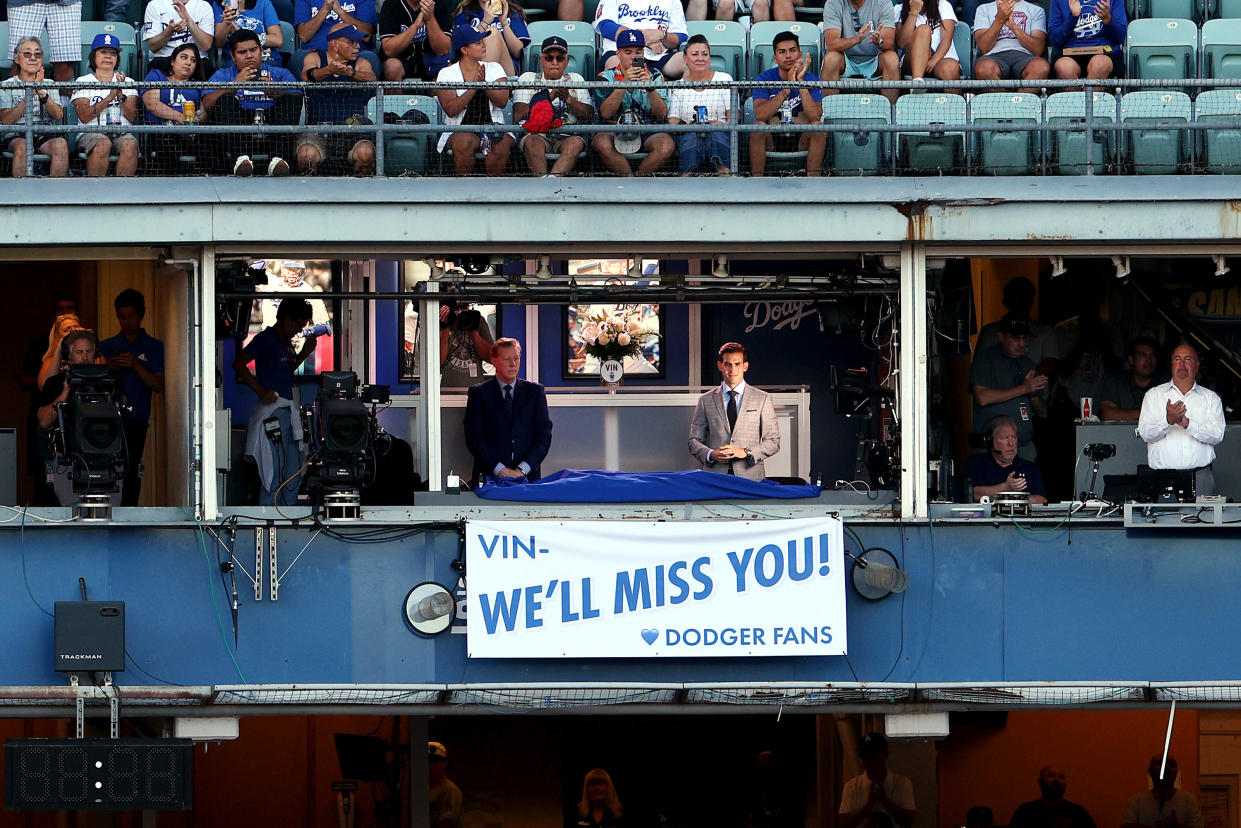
[178,507,249,683]
[124,649,181,686]
[19,507,55,618]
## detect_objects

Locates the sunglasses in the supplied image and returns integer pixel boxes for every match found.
[541,52,567,61]
[18,50,44,59]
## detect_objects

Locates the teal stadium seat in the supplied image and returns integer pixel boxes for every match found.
[1120,89,1191,173]
[821,93,889,175]
[743,96,810,172]
[278,20,297,60]
[748,21,821,77]
[80,22,138,77]
[367,94,440,175]
[523,21,597,77]
[1220,0,1241,17]
[1195,88,1241,172]
[970,92,1041,174]
[687,20,748,79]
[1045,90,1118,174]
[953,21,973,77]
[1201,19,1241,78]
[1125,18,1197,82]
[1145,0,1196,21]
[895,92,966,173]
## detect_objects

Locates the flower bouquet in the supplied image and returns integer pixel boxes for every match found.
[578,311,660,365]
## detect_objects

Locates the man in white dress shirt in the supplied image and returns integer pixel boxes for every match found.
[1137,342,1225,496]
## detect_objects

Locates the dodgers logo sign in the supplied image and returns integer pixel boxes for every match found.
[465,517,847,658]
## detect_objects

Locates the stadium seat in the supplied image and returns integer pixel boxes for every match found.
[1146,0,1195,19]
[1201,18,1241,79]
[278,20,297,61]
[80,22,138,77]
[952,20,973,77]
[1220,0,1241,17]
[1120,89,1191,173]
[367,94,439,175]
[1125,18,1197,83]
[742,97,809,171]
[523,20,597,77]
[1045,90,1118,174]
[821,93,889,175]
[687,20,748,79]
[748,21,820,77]
[894,92,966,173]
[1195,88,1241,172]
[970,91,1041,174]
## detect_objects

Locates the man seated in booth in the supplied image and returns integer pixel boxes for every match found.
[965,415,1048,504]
[1097,335,1159,422]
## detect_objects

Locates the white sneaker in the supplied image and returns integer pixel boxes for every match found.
[268,157,290,177]
[233,155,254,176]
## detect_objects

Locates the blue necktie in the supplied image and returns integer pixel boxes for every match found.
[727,390,738,431]
[503,384,513,418]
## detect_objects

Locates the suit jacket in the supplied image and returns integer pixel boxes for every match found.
[688,384,781,481]
[464,377,553,483]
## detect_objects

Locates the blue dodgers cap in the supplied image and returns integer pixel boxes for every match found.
[615,29,644,49]
[328,24,366,42]
[451,23,488,52]
[90,33,121,52]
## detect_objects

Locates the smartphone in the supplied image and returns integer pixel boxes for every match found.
[633,54,646,70]
[490,0,502,15]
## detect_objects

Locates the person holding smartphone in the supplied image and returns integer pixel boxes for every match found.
[592,29,674,175]
[214,0,285,65]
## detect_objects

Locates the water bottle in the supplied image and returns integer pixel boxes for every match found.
[107,91,122,126]
[302,322,332,338]
[480,130,491,156]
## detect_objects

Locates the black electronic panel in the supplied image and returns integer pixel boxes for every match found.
[5,739,193,811]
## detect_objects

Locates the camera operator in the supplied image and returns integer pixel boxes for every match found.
[35,330,123,506]
[965,415,1048,504]
[439,300,493,388]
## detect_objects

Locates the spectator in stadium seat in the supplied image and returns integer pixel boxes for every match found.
[513,35,594,177]
[213,0,286,66]
[203,29,303,175]
[894,0,961,84]
[595,0,687,78]
[142,43,208,173]
[821,0,901,103]
[452,0,530,79]
[1048,0,1126,80]
[295,0,375,52]
[685,0,736,23]
[6,0,81,84]
[1009,766,1096,828]
[72,34,140,177]
[593,29,674,175]
[750,30,824,176]
[297,23,377,174]
[973,0,1050,90]
[667,34,732,175]
[143,0,216,73]
[378,0,452,82]
[1121,757,1203,828]
[1,37,68,177]
[435,24,515,175]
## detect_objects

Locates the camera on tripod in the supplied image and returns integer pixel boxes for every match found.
[1084,443,1116,462]
[55,364,127,497]
[308,373,391,496]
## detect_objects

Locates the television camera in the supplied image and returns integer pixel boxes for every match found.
[306,372,390,514]
[52,364,128,500]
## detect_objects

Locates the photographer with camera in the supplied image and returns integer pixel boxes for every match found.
[440,300,494,388]
[35,330,125,507]
[965,415,1047,504]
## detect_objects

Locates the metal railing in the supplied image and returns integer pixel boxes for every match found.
[6,76,1241,177]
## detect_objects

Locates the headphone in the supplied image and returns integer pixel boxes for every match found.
[60,330,98,364]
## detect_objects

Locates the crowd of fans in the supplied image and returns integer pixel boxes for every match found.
[0,0,1161,177]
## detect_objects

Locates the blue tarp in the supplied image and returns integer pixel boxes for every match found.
[474,469,823,502]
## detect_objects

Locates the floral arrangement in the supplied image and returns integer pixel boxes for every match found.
[578,312,659,363]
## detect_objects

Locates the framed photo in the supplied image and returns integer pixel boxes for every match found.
[239,258,337,377]
[564,303,665,380]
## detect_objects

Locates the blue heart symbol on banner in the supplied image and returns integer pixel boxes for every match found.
[640,629,658,645]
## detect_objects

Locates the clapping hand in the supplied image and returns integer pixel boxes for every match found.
[1096,0,1112,22]
[1023,369,1048,394]
[909,0,923,13]
[1167,399,1188,426]
[795,53,811,80]
[1005,471,1028,491]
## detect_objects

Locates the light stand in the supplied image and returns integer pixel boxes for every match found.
[1081,442,1117,502]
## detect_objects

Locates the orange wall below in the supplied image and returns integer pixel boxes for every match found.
[938,710,1200,828]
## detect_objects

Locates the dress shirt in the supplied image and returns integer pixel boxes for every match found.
[1122,789,1203,828]
[708,380,748,464]
[492,382,532,476]
[1137,380,1225,469]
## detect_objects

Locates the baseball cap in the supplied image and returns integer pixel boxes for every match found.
[998,316,1033,336]
[91,33,121,53]
[452,23,488,52]
[328,24,366,42]
[615,29,644,49]
[857,731,888,758]
[282,260,306,269]
[428,741,448,760]
[541,35,569,53]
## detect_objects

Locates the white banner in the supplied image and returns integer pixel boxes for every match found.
[465,517,847,658]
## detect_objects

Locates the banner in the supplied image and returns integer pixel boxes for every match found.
[465,517,847,658]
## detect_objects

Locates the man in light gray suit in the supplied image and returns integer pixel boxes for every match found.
[688,342,781,481]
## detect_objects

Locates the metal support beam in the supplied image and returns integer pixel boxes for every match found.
[197,246,218,520]
[899,243,929,520]
[421,282,443,492]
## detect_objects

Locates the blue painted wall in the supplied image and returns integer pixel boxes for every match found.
[3,523,1237,687]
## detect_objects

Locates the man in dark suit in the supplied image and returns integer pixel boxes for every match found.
[688,342,781,481]
[464,337,553,485]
